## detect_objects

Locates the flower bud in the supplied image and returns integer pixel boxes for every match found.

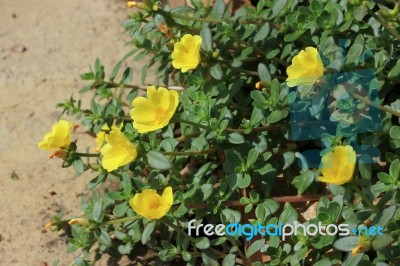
[68,218,90,226]
[255,80,270,90]
[49,150,68,159]
[127,1,137,8]
[212,50,220,58]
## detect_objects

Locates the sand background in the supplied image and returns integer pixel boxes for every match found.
[0,0,182,264]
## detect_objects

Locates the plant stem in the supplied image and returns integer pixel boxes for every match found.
[161,148,216,156]
[172,117,212,130]
[99,82,184,91]
[348,90,400,118]
[176,132,201,142]
[227,236,251,266]
[226,124,286,133]
[352,184,378,212]
[75,152,100,157]
[367,8,400,41]
[103,215,141,225]
[168,12,224,23]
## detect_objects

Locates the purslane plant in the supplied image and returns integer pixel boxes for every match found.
[39,0,400,265]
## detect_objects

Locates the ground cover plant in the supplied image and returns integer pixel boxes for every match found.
[40,0,400,265]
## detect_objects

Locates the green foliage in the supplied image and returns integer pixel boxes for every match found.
[46,0,400,265]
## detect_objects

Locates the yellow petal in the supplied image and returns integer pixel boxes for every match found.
[286,46,323,87]
[171,34,202,72]
[38,120,72,150]
[130,87,179,133]
[161,186,173,206]
[129,187,173,220]
[101,129,137,171]
[318,145,356,185]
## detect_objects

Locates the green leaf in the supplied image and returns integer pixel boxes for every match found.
[182,251,192,261]
[210,63,223,80]
[270,0,287,18]
[358,154,372,180]
[73,159,85,174]
[121,172,132,195]
[109,60,123,82]
[372,205,396,228]
[284,30,305,42]
[238,173,251,188]
[202,249,219,266]
[159,247,178,262]
[141,221,156,244]
[200,27,212,52]
[266,110,283,123]
[343,254,362,266]
[283,151,295,170]
[378,172,394,184]
[258,63,271,81]
[354,6,367,21]
[80,72,95,81]
[228,132,245,144]
[113,202,129,217]
[95,229,112,247]
[389,126,400,139]
[372,233,394,251]
[346,34,364,64]
[147,151,171,170]
[222,254,236,266]
[246,239,265,258]
[107,191,127,200]
[210,0,225,19]
[120,67,133,85]
[201,184,213,200]
[333,236,358,252]
[291,170,315,195]
[389,159,400,179]
[195,237,210,249]
[246,148,259,167]
[388,60,400,78]
[86,174,107,190]
[279,203,298,224]
[92,200,103,222]
[75,257,88,266]
[313,259,331,266]
[254,22,270,42]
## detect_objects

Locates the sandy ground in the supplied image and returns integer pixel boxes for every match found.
[0,0,151,265]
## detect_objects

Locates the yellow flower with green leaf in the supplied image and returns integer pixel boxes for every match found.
[129,187,173,220]
[318,145,356,185]
[100,128,137,172]
[171,34,202,73]
[286,47,324,87]
[38,120,73,158]
[130,86,179,133]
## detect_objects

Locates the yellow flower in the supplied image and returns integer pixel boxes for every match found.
[95,123,122,151]
[130,86,179,133]
[171,34,202,73]
[129,187,173,220]
[318,145,356,185]
[38,120,73,156]
[100,128,137,172]
[286,47,324,87]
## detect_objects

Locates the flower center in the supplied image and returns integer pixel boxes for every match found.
[150,202,160,210]
[155,108,167,124]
